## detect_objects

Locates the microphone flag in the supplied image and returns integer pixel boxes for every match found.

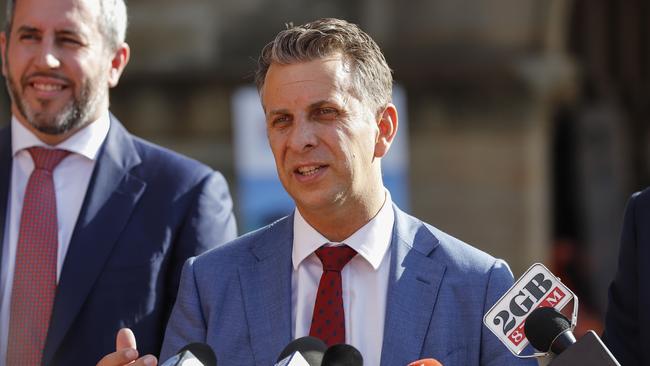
[483,263,576,357]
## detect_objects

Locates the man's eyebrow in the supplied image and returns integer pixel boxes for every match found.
[15,26,84,39]
[308,100,332,110]
[56,29,82,37]
[266,100,337,116]
[267,108,290,116]
[15,25,39,33]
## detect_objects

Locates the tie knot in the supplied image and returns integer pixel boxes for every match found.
[27,147,70,172]
[315,245,357,272]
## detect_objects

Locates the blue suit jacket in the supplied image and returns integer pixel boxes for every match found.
[0,115,237,365]
[161,205,533,366]
[603,188,650,365]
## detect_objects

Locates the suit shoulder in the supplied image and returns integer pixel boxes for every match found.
[622,187,650,222]
[395,208,506,275]
[430,222,506,274]
[630,187,650,206]
[128,134,222,185]
[193,215,292,269]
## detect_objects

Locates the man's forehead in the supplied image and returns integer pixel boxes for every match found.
[263,57,353,95]
[11,0,101,30]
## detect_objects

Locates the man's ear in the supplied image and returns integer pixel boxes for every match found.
[107,42,130,88]
[374,103,398,158]
[1,32,8,78]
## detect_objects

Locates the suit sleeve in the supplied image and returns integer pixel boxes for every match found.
[480,260,537,366]
[602,193,640,365]
[160,257,207,360]
[166,171,237,314]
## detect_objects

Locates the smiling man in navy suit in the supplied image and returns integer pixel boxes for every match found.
[102,18,532,366]
[0,0,237,365]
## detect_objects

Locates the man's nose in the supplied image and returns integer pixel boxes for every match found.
[35,42,61,69]
[287,118,318,151]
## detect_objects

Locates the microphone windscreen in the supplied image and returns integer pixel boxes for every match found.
[178,343,217,366]
[321,344,363,366]
[523,306,571,352]
[407,359,443,366]
[277,336,327,365]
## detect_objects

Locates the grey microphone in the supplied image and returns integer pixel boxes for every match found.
[160,343,217,366]
[275,336,327,366]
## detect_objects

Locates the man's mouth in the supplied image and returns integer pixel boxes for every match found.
[32,82,65,92]
[296,165,325,176]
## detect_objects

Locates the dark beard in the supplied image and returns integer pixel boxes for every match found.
[4,63,105,136]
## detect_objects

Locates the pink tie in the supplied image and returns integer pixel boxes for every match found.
[7,147,70,366]
[309,245,357,346]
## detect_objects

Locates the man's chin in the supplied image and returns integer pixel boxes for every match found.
[21,107,83,136]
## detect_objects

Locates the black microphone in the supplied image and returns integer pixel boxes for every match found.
[321,344,363,366]
[160,343,217,366]
[524,307,575,355]
[275,336,327,366]
[524,307,620,365]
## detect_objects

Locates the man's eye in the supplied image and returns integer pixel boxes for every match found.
[314,108,338,118]
[59,37,82,45]
[19,34,39,41]
[271,115,291,126]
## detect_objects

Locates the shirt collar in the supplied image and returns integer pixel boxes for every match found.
[11,111,111,160]
[292,190,395,271]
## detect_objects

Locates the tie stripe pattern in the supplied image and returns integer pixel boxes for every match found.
[309,245,357,347]
[7,147,70,366]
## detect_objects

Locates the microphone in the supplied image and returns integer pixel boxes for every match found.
[524,307,575,355]
[407,359,443,366]
[275,336,327,366]
[321,344,363,366]
[484,263,621,365]
[160,343,217,366]
[483,263,577,358]
[524,307,620,365]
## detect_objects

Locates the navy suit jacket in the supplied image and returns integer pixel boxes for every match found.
[0,115,237,365]
[160,205,533,366]
[604,188,650,365]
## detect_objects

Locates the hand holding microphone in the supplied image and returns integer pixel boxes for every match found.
[97,328,217,366]
[96,328,158,366]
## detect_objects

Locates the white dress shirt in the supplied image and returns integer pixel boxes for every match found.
[0,113,110,364]
[292,191,395,366]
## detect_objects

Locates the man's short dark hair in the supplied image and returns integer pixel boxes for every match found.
[256,18,393,112]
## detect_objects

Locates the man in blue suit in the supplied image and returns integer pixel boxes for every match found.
[0,0,237,365]
[103,18,531,366]
[603,189,650,365]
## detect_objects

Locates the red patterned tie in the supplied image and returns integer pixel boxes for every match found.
[309,245,357,346]
[7,147,70,366]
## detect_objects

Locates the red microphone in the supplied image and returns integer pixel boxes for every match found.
[407,359,443,366]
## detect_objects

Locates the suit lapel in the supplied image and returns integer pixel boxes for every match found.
[0,126,12,271]
[43,117,146,365]
[239,216,294,366]
[380,206,446,366]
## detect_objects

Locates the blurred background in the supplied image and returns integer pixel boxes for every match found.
[2,0,649,336]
